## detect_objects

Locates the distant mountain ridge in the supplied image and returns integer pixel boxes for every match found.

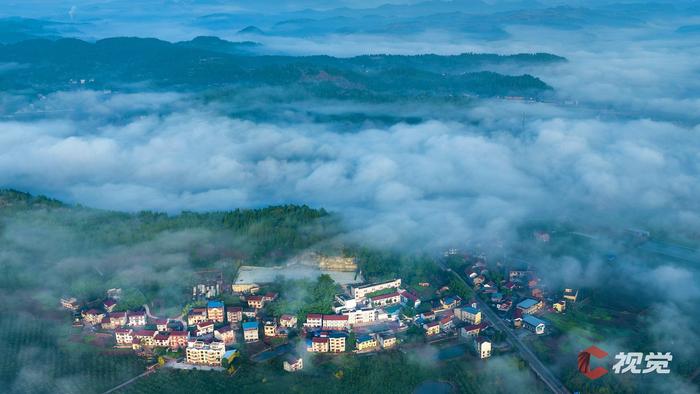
[0,36,562,100]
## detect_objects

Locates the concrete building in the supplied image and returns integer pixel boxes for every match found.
[553,300,566,313]
[279,314,297,328]
[304,314,323,328]
[322,314,349,330]
[185,340,226,366]
[115,328,133,346]
[370,292,402,308]
[523,314,546,335]
[352,279,401,301]
[424,321,440,336]
[308,336,329,352]
[460,323,488,339]
[264,319,277,337]
[399,290,421,308]
[154,333,170,348]
[343,308,377,326]
[318,255,357,272]
[188,308,208,326]
[82,309,105,326]
[247,295,265,309]
[133,330,156,348]
[328,332,347,352]
[169,331,189,349]
[214,325,236,344]
[455,306,481,324]
[103,299,117,312]
[243,321,259,342]
[474,337,492,359]
[516,298,543,315]
[195,321,215,337]
[283,354,304,372]
[378,333,397,349]
[206,300,225,323]
[127,311,146,327]
[227,306,243,324]
[356,335,377,351]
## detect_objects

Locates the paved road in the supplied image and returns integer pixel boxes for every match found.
[440,264,570,394]
[102,369,154,394]
[142,304,187,329]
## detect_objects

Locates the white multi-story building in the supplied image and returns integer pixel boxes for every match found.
[185,340,226,366]
[343,308,377,326]
[352,279,401,301]
[474,337,492,359]
[114,328,133,346]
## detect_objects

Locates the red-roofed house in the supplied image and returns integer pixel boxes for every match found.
[169,331,189,349]
[134,330,156,347]
[322,314,349,330]
[247,295,265,309]
[279,314,297,328]
[214,325,236,344]
[227,306,242,324]
[423,321,440,336]
[400,290,421,308]
[154,319,169,332]
[115,328,133,346]
[154,333,170,347]
[195,321,215,337]
[460,322,488,339]
[103,299,117,312]
[304,314,323,328]
[128,311,146,327]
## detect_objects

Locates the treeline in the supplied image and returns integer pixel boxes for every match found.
[0,189,340,264]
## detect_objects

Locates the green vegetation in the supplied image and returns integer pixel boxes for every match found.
[0,37,557,99]
[266,274,340,323]
[0,312,145,393]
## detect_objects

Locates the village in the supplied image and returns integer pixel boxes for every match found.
[60,241,580,378]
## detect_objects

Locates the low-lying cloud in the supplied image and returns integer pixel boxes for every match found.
[1,91,699,251]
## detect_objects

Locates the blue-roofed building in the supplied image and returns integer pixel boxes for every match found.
[206,300,225,323]
[522,314,546,335]
[516,298,542,314]
[456,306,481,325]
[462,306,479,315]
[207,300,224,308]
[243,321,259,342]
[384,305,401,320]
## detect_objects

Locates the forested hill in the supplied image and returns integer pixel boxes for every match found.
[0,189,340,264]
[0,36,562,99]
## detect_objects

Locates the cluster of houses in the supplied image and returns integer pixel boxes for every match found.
[302,278,410,354]
[464,256,581,338]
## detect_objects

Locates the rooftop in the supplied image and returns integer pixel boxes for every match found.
[207,300,224,308]
[242,321,259,330]
[523,314,546,327]
[462,306,479,315]
[516,298,539,309]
